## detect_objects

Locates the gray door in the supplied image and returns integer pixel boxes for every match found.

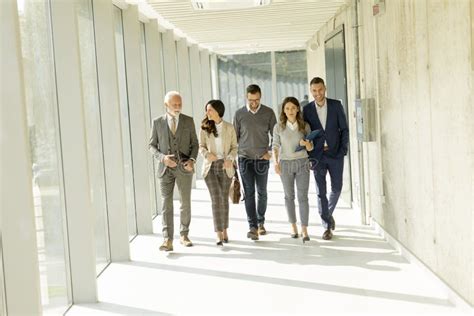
[324,25,352,207]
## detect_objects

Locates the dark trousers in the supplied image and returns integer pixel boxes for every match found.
[238,157,269,229]
[312,154,344,229]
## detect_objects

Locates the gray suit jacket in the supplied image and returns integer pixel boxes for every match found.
[149,113,199,178]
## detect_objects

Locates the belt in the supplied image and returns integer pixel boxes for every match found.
[323,146,329,152]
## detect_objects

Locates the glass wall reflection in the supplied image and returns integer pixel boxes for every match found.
[217,50,308,120]
[17,0,72,314]
[74,0,111,274]
[275,50,308,109]
[113,6,138,239]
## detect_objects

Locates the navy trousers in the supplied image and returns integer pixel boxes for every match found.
[312,154,344,229]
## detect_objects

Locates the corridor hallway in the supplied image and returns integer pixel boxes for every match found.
[69,174,469,316]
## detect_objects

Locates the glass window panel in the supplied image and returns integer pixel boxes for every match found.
[17,0,72,313]
[113,6,138,239]
[217,58,231,118]
[227,62,237,114]
[74,0,110,275]
[275,50,308,104]
[140,23,159,218]
[235,65,244,109]
[231,52,272,105]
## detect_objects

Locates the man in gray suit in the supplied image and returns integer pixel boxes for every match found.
[149,91,199,251]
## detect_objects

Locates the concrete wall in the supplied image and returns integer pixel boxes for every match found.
[307,0,473,306]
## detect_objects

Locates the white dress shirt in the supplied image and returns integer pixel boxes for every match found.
[214,121,225,159]
[286,120,298,131]
[166,112,180,132]
[246,104,261,114]
[315,99,328,147]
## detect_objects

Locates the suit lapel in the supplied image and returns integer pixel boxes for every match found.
[175,115,185,139]
[159,115,170,151]
[308,102,323,129]
[221,123,229,155]
[326,99,334,127]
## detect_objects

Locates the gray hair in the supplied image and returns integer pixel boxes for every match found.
[164,91,181,105]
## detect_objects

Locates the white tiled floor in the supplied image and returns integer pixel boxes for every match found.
[68,175,472,316]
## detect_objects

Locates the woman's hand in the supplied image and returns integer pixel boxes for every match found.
[207,152,218,162]
[223,159,233,169]
[274,162,281,175]
[300,139,313,151]
[300,139,310,146]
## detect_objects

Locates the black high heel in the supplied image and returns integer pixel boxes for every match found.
[290,233,299,239]
[216,240,223,246]
[223,238,229,243]
[302,235,310,243]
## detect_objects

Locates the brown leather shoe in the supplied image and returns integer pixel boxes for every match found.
[247,227,259,240]
[180,236,193,247]
[322,229,333,240]
[257,224,267,235]
[159,239,173,251]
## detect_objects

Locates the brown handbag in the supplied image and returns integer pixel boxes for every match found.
[229,165,241,204]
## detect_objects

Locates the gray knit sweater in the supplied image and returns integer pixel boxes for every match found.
[272,122,311,160]
[233,105,277,159]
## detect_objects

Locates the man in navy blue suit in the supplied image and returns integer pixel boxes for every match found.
[303,77,349,240]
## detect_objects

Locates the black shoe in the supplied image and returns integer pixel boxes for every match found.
[322,229,333,240]
[216,240,223,246]
[290,233,299,239]
[330,216,335,230]
[223,238,229,243]
[247,228,259,240]
[302,236,310,243]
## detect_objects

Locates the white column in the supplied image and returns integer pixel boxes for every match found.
[189,45,204,116]
[92,0,130,261]
[200,49,213,104]
[50,0,97,303]
[122,5,153,234]
[271,51,278,113]
[177,38,193,116]
[189,44,204,179]
[145,20,165,214]
[0,0,42,313]
[145,21,165,119]
[210,53,219,99]
[162,29,178,92]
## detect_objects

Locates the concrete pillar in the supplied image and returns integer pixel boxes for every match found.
[0,0,42,313]
[50,0,97,303]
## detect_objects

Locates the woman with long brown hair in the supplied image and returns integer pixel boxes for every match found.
[272,97,314,242]
[199,100,238,245]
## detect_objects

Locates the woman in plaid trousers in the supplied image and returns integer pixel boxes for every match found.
[199,100,238,245]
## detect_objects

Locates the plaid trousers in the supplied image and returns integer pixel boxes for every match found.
[204,159,232,232]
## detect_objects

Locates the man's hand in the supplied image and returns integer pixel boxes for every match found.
[183,160,194,172]
[260,152,271,160]
[274,162,281,175]
[206,152,218,162]
[163,154,177,168]
[223,159,233,169]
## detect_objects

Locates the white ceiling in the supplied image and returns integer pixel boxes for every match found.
[146,0,348,55]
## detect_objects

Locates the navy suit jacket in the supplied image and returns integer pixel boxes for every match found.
[303,98,349,162]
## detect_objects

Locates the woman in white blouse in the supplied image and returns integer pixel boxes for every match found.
[199,100,238,245]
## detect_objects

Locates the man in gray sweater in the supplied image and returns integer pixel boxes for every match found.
[234,84,277,240]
